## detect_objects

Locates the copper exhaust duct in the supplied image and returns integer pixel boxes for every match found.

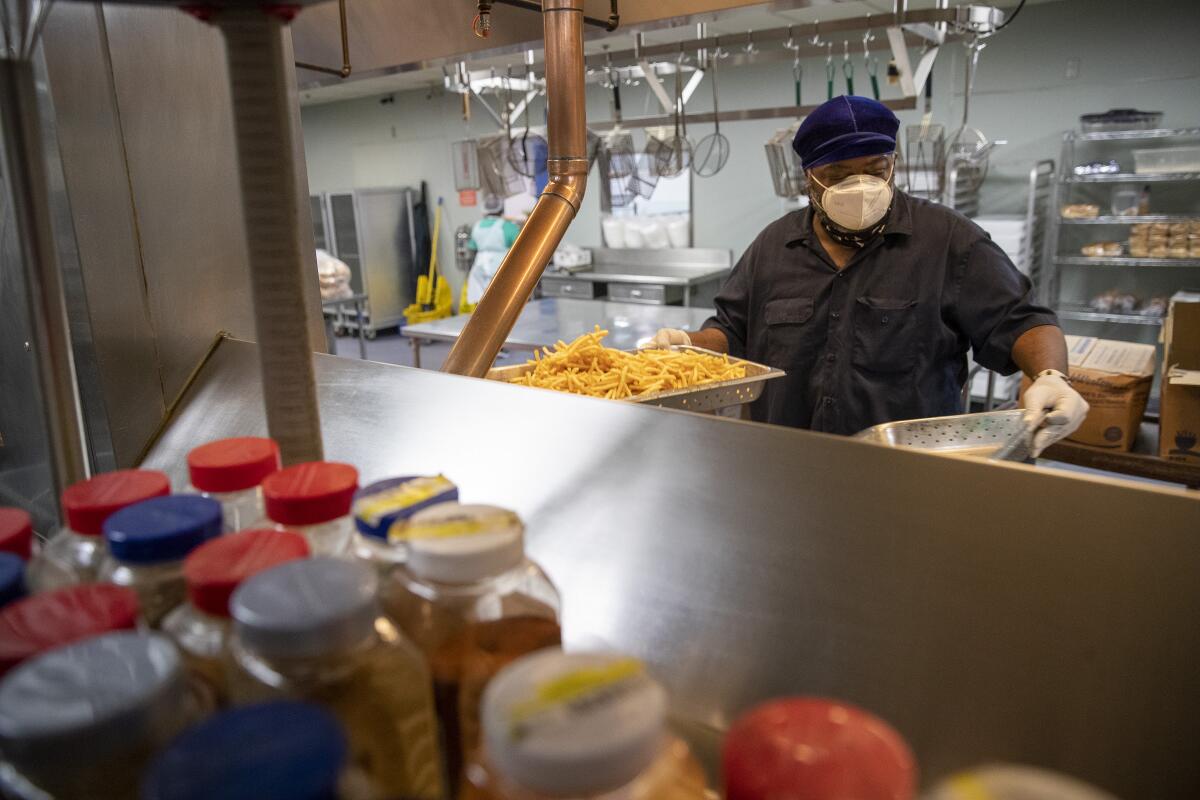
[442,0,588,378]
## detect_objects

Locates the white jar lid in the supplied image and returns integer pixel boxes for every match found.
[401,503,525,585]
[230,557,378,659]
[481,648,666,796]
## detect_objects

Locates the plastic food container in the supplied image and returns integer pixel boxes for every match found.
[723,697,916,800]
[1133,146,1200,175]
[142,702,350,800]
[228,557,444,799]
[465,649,709,800]
[601,216,626,248]
[187,437,281,531]
[260,461,359,555]
[0,584,140,676]
[100,494,224,626]
[0,632,204,799]
[384,503,561,794]
[0,508,33,560]
[1079,109,1163,133]
[351,475,459,572]
[161,528,309,704]
[26,469,170,591]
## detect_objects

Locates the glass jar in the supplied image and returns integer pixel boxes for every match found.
[26,469,170,591]
[0,508,33,560]
[722,697,916,800]
[142,701,359,800]
[0,584,140,676]
[383,503,561,797]
[228,556,444,800]
[351,474,459,573]
[99,494,224,627]
[463,649,710,800]
[162,528,309,704]
[0,631,205,800]
[186,436,281,532]
[0,554,25,610]
[260,462,358,556]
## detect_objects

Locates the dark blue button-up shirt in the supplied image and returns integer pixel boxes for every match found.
[702,191,1059,435]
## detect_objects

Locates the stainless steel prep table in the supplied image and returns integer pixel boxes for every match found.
[142,337,1200,799]
[539,248,731,307]
[401,297,714,368]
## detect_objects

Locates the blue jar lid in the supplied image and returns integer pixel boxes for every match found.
[352,474,459,540]
[0,553,25,608]
[103,495,222,564]
[141,701,347,800]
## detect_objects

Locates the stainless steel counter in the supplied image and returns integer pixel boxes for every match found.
[401,298,714,367]
[141,338,1200,798]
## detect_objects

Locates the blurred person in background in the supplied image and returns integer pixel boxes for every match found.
[466,193,522,305]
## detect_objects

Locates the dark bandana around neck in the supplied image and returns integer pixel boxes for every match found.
[810,196,893,249]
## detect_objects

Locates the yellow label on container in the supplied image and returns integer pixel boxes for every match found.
[354,475,454,527]
[508,658,645,738]
[947,774,996,800]
[389,508,519,543]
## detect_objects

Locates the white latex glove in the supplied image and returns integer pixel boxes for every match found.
[1023,370,1089,457]
[642,328,691,349]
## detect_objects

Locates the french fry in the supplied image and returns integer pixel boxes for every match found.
[508,326,747,399]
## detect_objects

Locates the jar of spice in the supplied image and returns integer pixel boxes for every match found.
[383,503,561,797]
[99,494,224,626]
[186,437,281,531]
[228,556,444,799]
[26,469,170,591]
[142,701,357,800]
[0,508,33,560]
[0,632,206,799]
[260,462,358,555]
[463,649,710,800]
[161,528,309,704]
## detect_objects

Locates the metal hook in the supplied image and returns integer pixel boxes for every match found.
[825,40,833,65]
[744,29,757,56]
[809,20,826,48]
[784,25,799,52]
[843,39,851,62]
[713,35,727,60]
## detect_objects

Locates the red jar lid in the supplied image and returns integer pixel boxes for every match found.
[184,528,310,617]
[262,462,358,526]
[187,437,281,493]
[0,584,140,674]
[61,469,171,536]
[0,508,33,560]
[722,697,916,800]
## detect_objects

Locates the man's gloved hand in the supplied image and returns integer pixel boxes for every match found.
[643,328,691,349]
[1023,369,1089,457]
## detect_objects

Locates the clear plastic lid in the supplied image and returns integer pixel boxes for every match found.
[481,648,666,796]
[722,697,916,800]
[61,469,170,535]
[103,495,223,564]
[0,584,140,675]
[0,632,185,762]
[352,474,459,540]
[142,701,347,800]
[231,556,378,659]
[0,554,25,608]
[262,462,358,526]
[187,437,281,494]
[401,503,525,584]
[0,508,33,559]
[184,528,310,617]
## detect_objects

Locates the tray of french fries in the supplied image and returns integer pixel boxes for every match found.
[486,327,785,413]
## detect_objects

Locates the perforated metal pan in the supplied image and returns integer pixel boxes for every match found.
[487,345,785,413]
[855,409,1032,461]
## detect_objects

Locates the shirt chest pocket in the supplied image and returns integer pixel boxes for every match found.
[764,298,817,368]
[853,296,918,374]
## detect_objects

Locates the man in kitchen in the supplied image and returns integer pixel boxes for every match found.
[650,95,1087,456]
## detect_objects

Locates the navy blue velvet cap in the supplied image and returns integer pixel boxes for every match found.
[792,95,899,169]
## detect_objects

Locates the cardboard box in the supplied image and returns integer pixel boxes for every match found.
[1160,292,1200,464]
[1020,336,1156,451]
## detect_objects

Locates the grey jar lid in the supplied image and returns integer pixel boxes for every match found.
[0,631,185,767]
[230,556,378,659]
